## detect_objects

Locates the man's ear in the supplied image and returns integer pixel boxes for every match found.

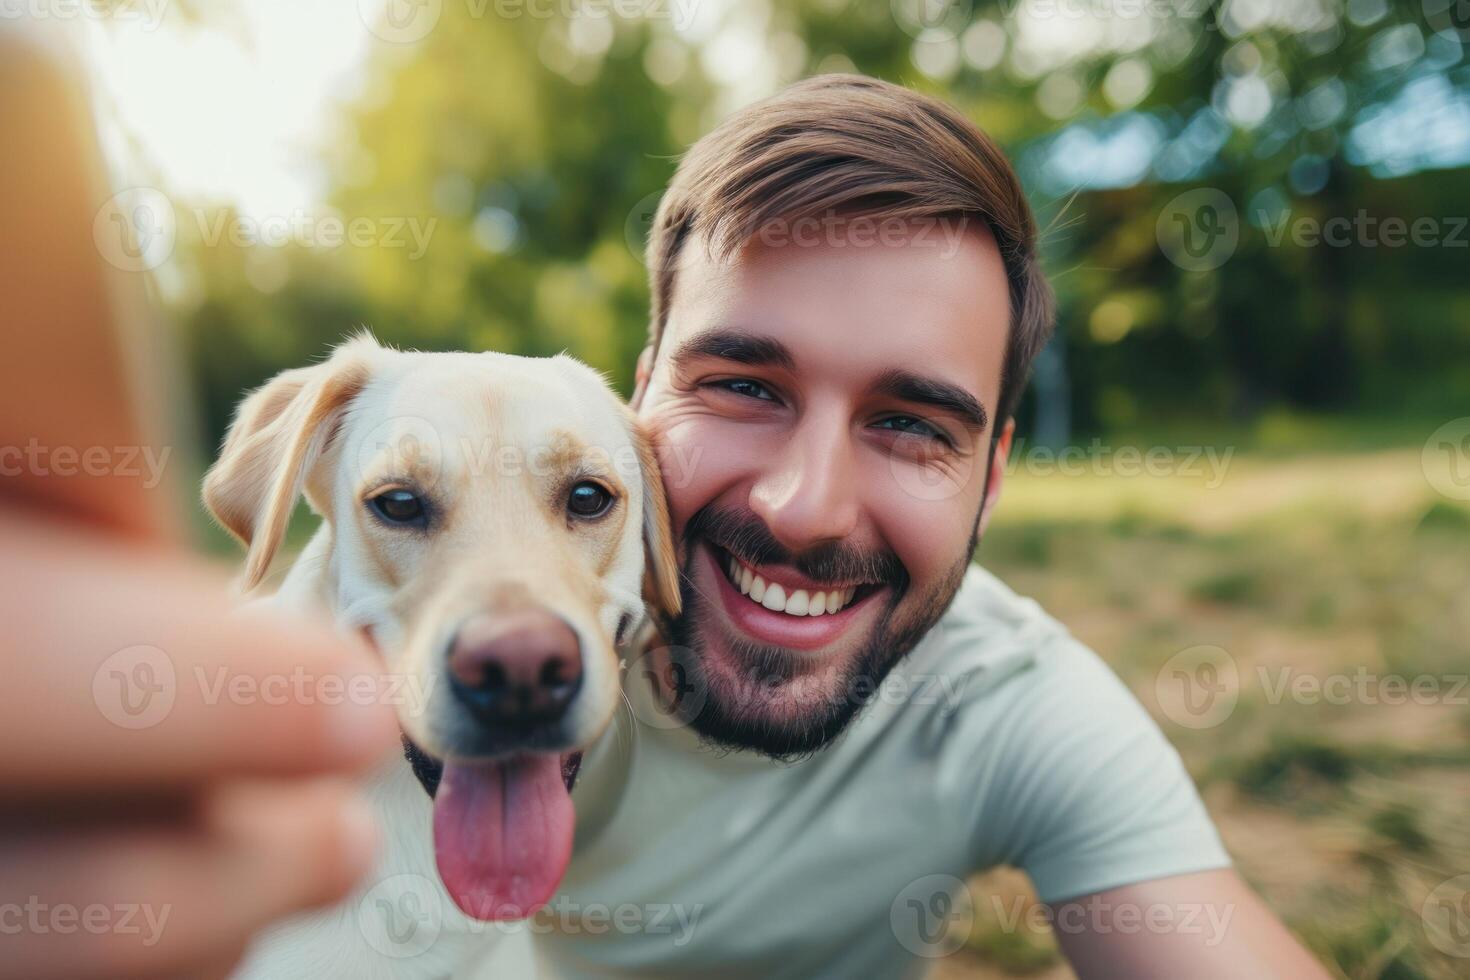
[977,418,1014,538]
[202,336,377,590]
[628,415,682,620]
[629,345,654,411]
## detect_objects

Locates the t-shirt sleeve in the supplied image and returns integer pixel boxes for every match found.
[960,634,1231,904]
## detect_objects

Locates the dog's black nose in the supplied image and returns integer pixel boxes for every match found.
[447,609,583,730]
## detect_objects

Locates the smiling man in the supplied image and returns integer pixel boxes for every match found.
[541,75,1327,979]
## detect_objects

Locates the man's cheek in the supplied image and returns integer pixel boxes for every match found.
[655,420,766,525]
[880,494,984,586]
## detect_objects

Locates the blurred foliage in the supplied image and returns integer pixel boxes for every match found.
[163,0,1470,450]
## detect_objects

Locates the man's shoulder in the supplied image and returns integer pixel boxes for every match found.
[908,564,1150,736]
[937,563,1064,643]
[911,568,1228,898]
[914,564,1094,684]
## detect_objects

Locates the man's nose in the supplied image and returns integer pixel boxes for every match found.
[447,608,583,730]
[748,410,860,551]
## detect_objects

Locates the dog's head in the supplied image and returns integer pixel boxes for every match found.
[203,333,679,920]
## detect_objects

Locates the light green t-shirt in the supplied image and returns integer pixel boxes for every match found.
[531,565,1230,978]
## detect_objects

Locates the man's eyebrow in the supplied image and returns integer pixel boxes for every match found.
[669,329,796,371]
[872,368,989,433]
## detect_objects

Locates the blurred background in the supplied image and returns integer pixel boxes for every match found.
[61,0,1470,975]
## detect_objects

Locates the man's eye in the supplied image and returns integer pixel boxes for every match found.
[369,489,426,525]
[713,378,776,401]
[874,416,947,442]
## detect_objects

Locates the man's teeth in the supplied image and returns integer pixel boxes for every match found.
[726,556,856,617]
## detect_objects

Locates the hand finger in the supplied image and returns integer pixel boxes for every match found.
[152,948,250,980]
[0,778,379,980]
[0,514,400,794]
[0,26,181,545]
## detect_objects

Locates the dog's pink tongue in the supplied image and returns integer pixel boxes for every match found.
[432,756,574,921]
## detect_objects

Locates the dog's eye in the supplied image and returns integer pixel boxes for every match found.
[369,489,425,525]
[567,481,614,519]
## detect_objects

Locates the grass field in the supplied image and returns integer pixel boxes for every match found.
[939,447,1470,980]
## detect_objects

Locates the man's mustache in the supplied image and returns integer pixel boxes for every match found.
[684,506,908,591]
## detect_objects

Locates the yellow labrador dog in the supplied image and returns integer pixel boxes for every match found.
[204,334,678,978]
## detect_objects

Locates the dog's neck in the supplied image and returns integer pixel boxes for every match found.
[271,524,336,611]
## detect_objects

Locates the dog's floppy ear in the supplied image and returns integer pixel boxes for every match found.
[630,420,682,620]
[202,337,377,590]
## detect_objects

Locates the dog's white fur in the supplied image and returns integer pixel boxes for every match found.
[205,335,678,979]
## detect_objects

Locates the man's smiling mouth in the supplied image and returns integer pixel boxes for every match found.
[704,543,885,652]
[718,550,868,616]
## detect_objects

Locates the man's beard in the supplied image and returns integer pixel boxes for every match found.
[659,506,976,761]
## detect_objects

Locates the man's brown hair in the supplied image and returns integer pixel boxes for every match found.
[644,73,1055,431]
